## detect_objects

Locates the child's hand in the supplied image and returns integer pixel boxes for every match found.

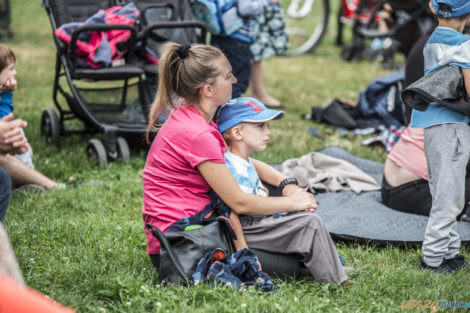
[0,114,30,154]
[288,188,318,212]
[1,77,17,92]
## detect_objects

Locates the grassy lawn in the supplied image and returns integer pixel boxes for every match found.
[4,0,470,312]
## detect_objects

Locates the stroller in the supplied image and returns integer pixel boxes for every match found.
[41,0,206,165]
[337,0,434,68]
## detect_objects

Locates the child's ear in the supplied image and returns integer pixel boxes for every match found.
[232,126,243,140]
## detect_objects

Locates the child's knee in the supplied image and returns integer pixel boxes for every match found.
[305,212,325,227]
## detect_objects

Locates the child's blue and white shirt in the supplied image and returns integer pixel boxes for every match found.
[410,26,470,128]
[225,151,286,219]
[225,151,267,196]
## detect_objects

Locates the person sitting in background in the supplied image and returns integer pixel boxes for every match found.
[0,43,34,168]
[0,113,28,221]
[0,44,60,192]
[382,126,470,220]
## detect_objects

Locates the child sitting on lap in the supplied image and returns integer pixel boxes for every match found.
[0,44,33,168]
[216,97,350,284]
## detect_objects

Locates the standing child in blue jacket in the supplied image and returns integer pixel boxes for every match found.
[0,44,33,168]
[410,0,470,273]
[211,0,278,98]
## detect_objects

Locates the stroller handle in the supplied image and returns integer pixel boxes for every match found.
[138,21,207,43]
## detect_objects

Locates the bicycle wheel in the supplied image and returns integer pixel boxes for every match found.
[283,0,330,56]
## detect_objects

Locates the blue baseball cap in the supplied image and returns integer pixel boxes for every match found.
[431,0,470,17]
[216,97,284,133]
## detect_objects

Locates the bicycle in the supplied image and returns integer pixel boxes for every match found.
[283,0,432,63]
[282,0,330,56]
[337,0,433,67]
[282,0,374,56]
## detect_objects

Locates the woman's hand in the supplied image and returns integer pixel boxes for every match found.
[288,188,318,212]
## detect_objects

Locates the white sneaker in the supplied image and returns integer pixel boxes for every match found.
[344,266,355,275]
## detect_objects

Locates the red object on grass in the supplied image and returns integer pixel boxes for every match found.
[0,277,75,313]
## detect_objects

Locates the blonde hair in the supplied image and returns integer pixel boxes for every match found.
[0,44,15,72]
[146,42,224,141]
[221,123,245,146]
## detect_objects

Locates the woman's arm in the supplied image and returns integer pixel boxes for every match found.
[197,161,316,215]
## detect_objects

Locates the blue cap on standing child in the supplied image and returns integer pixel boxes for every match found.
[431,0,470,17]
[216,97,285,133]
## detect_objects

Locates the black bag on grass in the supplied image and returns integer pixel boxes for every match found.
[145,221,235,285]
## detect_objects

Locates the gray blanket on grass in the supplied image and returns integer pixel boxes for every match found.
[296,146,470,245]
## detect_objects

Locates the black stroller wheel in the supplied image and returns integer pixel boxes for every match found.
[116,137,130,163]
[86,138,108,166]
[40,108,60,145]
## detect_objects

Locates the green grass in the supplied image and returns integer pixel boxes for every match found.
[4,0,470,312]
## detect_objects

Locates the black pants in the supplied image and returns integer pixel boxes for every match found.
[210,36,251,98]
[381,175,470,220]
[0,167,11,222]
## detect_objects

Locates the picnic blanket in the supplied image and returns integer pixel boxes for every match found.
[288,146,470,245]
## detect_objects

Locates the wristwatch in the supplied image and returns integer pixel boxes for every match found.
[278,178,298,192]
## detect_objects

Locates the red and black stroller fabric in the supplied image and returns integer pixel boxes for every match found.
[55,2,157,68]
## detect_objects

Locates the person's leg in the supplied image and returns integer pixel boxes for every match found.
[249,60,281,107]
[0,224,24,285]
[422,124,470,267]
[0,166,11,222]
[241,212,347,284]
[0,154,57,189]
[211,36,251,98]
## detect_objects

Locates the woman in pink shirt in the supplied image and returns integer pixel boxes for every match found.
[141,43,346,281]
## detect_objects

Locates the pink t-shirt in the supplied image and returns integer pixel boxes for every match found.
[142,105,226,254]
[387,126,428,180]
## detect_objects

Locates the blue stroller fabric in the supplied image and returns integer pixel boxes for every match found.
[192,248,274,292]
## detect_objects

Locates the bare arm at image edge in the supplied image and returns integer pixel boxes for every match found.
[462,68,470,97]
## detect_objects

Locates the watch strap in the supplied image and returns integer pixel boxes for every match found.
[279,178,298,192]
